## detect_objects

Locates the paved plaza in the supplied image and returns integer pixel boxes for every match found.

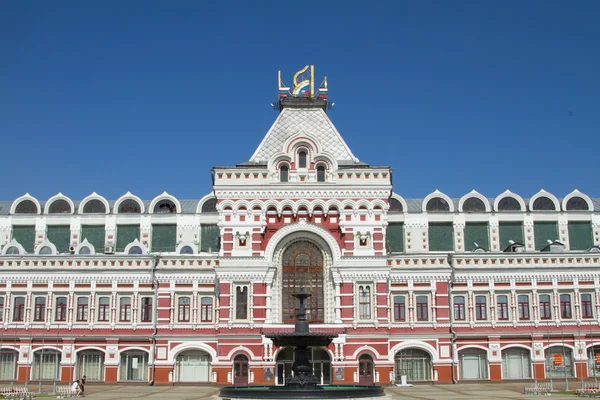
[26,382,591,399]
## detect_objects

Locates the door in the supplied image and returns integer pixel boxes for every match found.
[233,355,249,386]
[358,354,374,385]
[176,351,211,382]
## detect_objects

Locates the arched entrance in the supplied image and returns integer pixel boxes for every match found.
[119,350,148,381]
[175,350,211,382]
[275,347,331,386]
[77,350,105,381]
[282,241,324,323]
[545,346,574,378]
[458,348,488,380]
[233,354,249,386]
[394,349,431,382]
[501,348,531,379]
[0,349,18,380]
[32,349,61,380]
[358,354,374,385]
[588,345,600,378]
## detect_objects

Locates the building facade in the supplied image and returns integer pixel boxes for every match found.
[1,66,600,386]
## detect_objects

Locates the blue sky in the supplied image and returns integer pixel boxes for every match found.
[1,1,599,202]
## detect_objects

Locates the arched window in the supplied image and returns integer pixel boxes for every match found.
[180,245,194,254]
[97,297,110,322]
[532,197,556,211]
[82,199,106,214]
[280,165,289,183]
[154,199,176,214]
[201,198,217,213]
[389,198,403,212]
[358,286,371,320]
[128,246,143,255]
[78,246,92,255]
[426,197,449,212]
[5,246,20,255]
[48,199,71,214]
[119,297,132,322]
[497,197,521,212]
[14,200,38,214]
[316,165,326,182]
[175,350,212,382]
[77,350,105,381]
[235,287,248,320]
[39,246,53,255]
[118,199,141,214]
[178,297,191,322]
[395,349,431,382]
[566,196,589,211]
[298,151,307,168]
[462,197,486,212]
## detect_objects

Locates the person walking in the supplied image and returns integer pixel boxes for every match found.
[80,375,86,397]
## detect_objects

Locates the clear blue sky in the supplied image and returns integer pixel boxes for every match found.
[1,1,599,202]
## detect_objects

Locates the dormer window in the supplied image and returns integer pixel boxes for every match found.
[298,151,307,168]
[280,165,289,182]
[317,165,326,182]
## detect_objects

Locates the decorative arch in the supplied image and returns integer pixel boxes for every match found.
[75,239,95,255]
[265,221,342,262]
[114,192,145,214]
[44,193,74,215]
[78,192,110,214]
[493,190,526,212]
[34,239,57,255]
[388,193,407,213]
[351,345,382,360]
[123,239,147,255]
[563,190,594,211]
[542,343,576,352]
[529,189,560,212]
[457,344,490,355]
[32,345,63,353]
[148,192,181,214]
[176,242,197,255]
[117,346,150,356]
[422,190,454,212]
[500,344,532,353]
[197,193,218,214]
[10,193,41,215]
[458,190,491,212]
[1,239,25,255]
[217,199,235,213]
[74,346,106,354]
[226,346,257,361]
[168,342,217,363]
[388,341,439,363]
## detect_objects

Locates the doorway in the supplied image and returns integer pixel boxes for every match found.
[275,347,331,386]
[233,354,249,386]
[358,354,374,385]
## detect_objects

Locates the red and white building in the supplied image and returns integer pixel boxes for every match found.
[0,66,600,386]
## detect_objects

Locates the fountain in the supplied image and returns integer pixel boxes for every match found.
[219,288,387,399]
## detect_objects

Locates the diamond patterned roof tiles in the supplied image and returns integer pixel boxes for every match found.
[249,108,357,163]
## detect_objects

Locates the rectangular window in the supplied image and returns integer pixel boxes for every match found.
[200,297,213,322]
[464,223,489,252]
[81,225,105,253]
[386,223,404,253]
[454,296,466,321]
[560,294,572,319]
[475,296,487,320]
[55,297,67,322]
[116,225,141,252]
[235,287,248,320]
[416,295,428,321]
[581,294,593,319]
[178,297,191,322]
[428,223,454,251]
[76,297,89,322]
[568,222,593,251]
[34,297,46,322]
[119,297,131,322]
[151,224,177,252]
[200,224,220,253]
[496,295,509,320]
[47,225,71,253]
[12,225,35,253]
[534,222,559,251]
[499,222,524,251]
[13,297,25,322]
[518,295,530,320]
[358,286,372,320]
[539,294,552,320]
[393,296,406,322]
[0,297,4,322]
[97,297,110,322]
[140,297,153,323]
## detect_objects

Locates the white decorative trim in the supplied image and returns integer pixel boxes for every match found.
[168,341,217,363]
[34,239,57,255]
[388,341,440,363]
[78,192,110,214]
[123,239,147,255]
[114,192,145,214]
[389,193,408,213]
[529,189,561,212]
[75,238,95,255]
[10,193,41,215]
[148,192,182,214]
[422,190,454,212]
[44,193,74,215]
[197,193,217,214]
[458,190,491,212]
[176,242,198,255]
[562,189,594,212]
[264,221,341,262]
[1,239,25,255]
[493,190,526,212]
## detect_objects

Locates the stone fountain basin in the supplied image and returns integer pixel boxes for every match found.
[219,384,387,399]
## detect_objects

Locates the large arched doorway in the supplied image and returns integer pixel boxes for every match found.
[175,350,211,382]
[459,348,488,380]
[358,354,375,385]
[282,241,324,323]
[588,345,600,378]
[0,349,18,380]
[501,348,531,379]
[233,354,249,386]
[32,349,61,380]
[119,350,148,381]
[394,349,431,382]
[545,346,574,378]
[77,350,105,381]
[275,347,331,386]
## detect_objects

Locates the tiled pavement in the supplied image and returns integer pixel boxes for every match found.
[24,381,593,399]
